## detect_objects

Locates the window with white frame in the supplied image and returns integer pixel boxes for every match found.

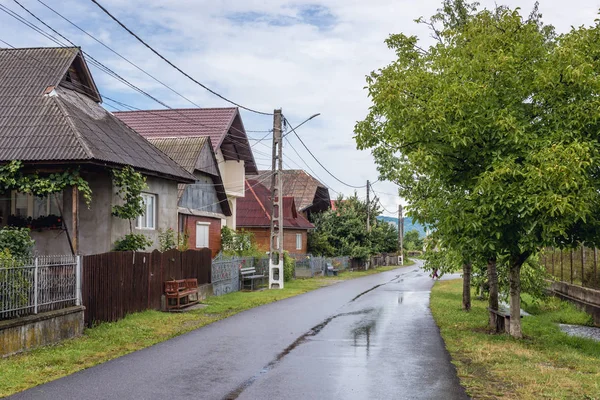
[135,193,156,230]
[296,233,302,250]
[195,222,209,248]
[11,191,63,217]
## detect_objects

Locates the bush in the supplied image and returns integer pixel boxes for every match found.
[0,227,34,258]
[114,233,153,252]
[158,228,177,252]
[221,227,265,257]
[283,252,295,282]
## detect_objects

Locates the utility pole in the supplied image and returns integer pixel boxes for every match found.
[269,109,284,289]
[366,180,370,233]
[398,204,404,265]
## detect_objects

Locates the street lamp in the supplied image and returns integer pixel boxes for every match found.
[282,113,321,138]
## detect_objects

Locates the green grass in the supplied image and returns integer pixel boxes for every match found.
[431,279,600,400]
[0,262,411,398]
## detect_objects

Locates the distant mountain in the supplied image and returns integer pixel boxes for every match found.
[377,215,427,238]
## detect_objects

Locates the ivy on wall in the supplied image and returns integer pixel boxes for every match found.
[0,160,92,206]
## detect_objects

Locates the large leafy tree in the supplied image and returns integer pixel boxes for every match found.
[355,1,600,337]
[308,194,398,258]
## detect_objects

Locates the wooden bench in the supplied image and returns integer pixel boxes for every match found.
[164,279,199,310]
[488,307,522,334]
[326,263,339,277]
[240,267,264,291]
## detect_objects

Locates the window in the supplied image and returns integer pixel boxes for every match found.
[195,222,209,248]
[11,191,63,217]
[296,233,302,250]
[136,193,156,230]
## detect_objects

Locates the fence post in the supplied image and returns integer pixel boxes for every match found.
[560,249,563,281]
[594,248,598,290]
[570,250,574,284]
[581,246,586,287]
[75,255,82,306]
[551,248,555,276]
[33,257,38,314]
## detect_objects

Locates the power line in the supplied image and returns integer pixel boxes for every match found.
[88,0,272,116]
[283,115,366,189]
[31,0,205,112]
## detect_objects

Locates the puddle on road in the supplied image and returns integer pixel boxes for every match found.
[223,308,378,400]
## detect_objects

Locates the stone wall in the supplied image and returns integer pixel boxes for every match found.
[0,306,85,357]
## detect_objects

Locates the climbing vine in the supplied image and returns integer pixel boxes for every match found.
[0,160,92,206]
[111,166,151,251]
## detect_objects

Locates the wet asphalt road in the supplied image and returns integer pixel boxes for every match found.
[12,260,468,400]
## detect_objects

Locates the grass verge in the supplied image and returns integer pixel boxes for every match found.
[431,279,600,400]
[0,261,412,397]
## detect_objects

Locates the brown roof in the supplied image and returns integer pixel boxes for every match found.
[255,170,331,212]
[147,136,231,215]
[113,107,258,175]
[237,180,314,230]
[0,47,195,182]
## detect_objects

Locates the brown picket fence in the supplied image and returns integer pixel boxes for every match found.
[81,249,211,326]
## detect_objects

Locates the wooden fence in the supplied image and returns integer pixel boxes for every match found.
[81,249,211,326]
[542,247,599,290]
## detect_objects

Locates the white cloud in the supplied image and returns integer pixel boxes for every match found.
[1,0,598,216]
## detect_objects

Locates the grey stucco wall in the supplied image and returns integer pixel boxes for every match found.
[179,173,223,214]
[2,169,180,256]
[31,171,113,256]
[110,175,180,251]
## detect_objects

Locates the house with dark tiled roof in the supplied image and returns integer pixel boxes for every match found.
[237,180,314,254]
[148,137,231,257]
[255,170,331,220]
[0,46,195,255]
[114,107,258,231]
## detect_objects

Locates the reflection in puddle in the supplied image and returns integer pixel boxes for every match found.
[398,295,403,304]
[350,313,380,358]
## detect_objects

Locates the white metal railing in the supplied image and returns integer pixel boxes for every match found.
[0,255,81,320]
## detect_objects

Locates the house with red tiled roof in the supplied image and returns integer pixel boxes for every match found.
[114,107,257,230]
[237,180,314,254]
[0,47,195,255]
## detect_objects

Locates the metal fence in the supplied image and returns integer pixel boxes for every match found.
[211,254,272,295]
[289,254,351,278]
[542,247,599,290]
[0,255,80,320]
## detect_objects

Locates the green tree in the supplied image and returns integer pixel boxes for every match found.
[308,194,397,258]
[403,230,423,251]
[355,1,600,337]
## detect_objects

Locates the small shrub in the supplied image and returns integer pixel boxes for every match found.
[114,233,153,252]
[0,249,31,312]
[0,227,34,258]
[283,252,295,282]
[158,228,177,252]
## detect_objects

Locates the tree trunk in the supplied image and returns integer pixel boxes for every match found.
[509,255,527,338]
[462,262,472,311]
[487,257,499,331]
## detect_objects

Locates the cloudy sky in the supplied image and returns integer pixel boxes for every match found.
[1,0,598,216]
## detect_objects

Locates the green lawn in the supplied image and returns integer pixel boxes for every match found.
[0,262,411,398]
[431,279,600,400]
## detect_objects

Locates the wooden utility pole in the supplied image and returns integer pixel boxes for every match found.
[269,109,284,289]
[398,204,404,265]
[366,180,370,233]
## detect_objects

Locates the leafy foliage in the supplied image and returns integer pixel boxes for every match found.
[308,194,398,259]
[111,166,147,232]
[221,227,265,257]
[113,233,153,252]
[0,160,92,207]
[0,227,34,259]
[354,1,600,336]
[283,252,295,282]
[403,230,423,251]
[158,228,177,252]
